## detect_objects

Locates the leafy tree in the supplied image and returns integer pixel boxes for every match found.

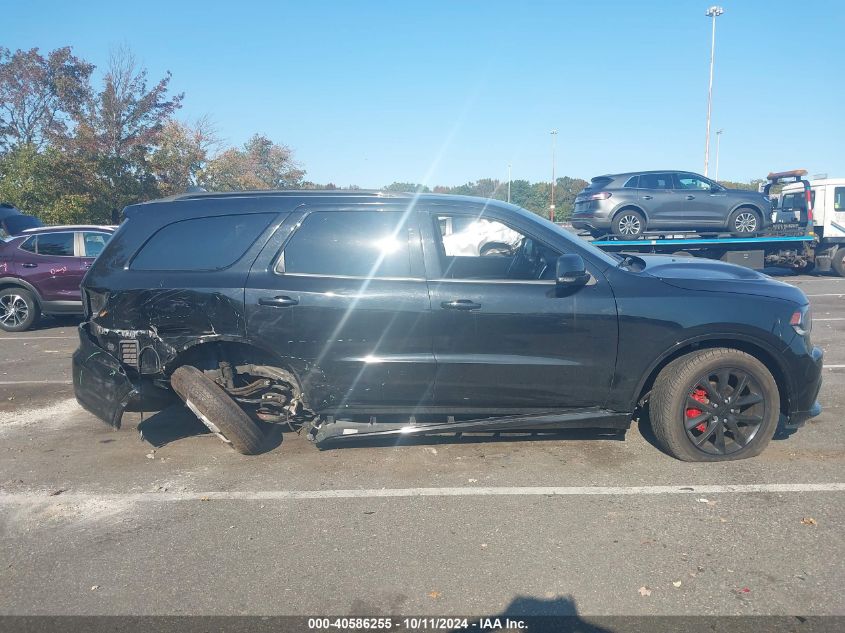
[0,47,93,151]
[151,117,219,196]
[718,179,765,192]
[0,143,100,224]
[200,134,305,191]
[382,182,430,193]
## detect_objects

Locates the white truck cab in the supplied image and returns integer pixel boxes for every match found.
[775,178,845,275]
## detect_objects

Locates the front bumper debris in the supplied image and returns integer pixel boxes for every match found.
[72,323,137,428]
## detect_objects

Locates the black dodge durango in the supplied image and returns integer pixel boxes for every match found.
[73,190,822,461]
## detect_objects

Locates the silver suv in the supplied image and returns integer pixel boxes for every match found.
[571,171,772,238]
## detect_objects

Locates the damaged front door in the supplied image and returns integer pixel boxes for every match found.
[245,205,435,412]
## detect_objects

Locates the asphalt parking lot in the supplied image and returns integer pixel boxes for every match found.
[1,273,843,619]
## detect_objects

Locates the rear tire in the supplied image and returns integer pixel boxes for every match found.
[649,348,779,461]
[0,288,40,332]
[170,365,264,455]
[729,207,761,237]
[832,247,845,278]
[612,210,645,237]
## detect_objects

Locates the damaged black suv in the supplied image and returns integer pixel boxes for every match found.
[73,190,823,461]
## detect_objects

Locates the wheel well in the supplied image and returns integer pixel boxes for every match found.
[636,339,790,416]
[733,204,762,217]
[612,206,647,223]
[170,339,304,398]
[0,281,40,305]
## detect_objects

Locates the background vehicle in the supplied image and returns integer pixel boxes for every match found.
[0,225,114,331]
[0,203,43,238]
[73,191,822,462]
[581,171,845,276]
[776,177,845,276]
[571,170,772,238]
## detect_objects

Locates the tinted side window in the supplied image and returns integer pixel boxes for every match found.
[624,176,639,188]
[36,232,75,256]
[676,173,712,190]
[19,236,36,253]
[82,232,110,257]
[280,211,413,278]
[131,213,275,271]
[639,173,674,189]
[834,187,845,211]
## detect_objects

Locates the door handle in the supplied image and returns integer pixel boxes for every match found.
[641,195,653,200]
[21,263,37,268]
[685,195,695,200]
[259,295,299,308]
[441,299,481,311]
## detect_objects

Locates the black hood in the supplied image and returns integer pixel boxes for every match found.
[638,255,808,303]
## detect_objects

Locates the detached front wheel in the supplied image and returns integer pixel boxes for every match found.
[170,365,264,455]
[649,348,779,461]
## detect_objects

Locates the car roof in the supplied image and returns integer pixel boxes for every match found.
[125,190,525,215]
[782,178,845,189]
[592,170,696,180]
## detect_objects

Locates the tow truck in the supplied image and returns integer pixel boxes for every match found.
[582,170,842,275]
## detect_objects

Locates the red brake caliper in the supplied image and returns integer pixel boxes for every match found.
[686,387,709,432]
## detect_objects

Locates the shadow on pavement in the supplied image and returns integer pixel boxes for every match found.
[468,595,615,632]
[137,403,285,454]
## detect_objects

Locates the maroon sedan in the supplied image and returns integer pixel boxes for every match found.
[0,225,114,331]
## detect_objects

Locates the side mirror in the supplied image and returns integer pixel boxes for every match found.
[556,254,590,288]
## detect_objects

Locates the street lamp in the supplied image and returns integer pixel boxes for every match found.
[714,129,724,181]
[703,5,724,177]
[507,163,512,204]
[550,130,557,222]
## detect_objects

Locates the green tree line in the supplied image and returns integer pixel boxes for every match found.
[0,46,765,225]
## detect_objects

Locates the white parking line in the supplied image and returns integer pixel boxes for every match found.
[0,380,72,385]
[806,293,844,297]
[0,336,76,341]
[816,318,845,321]
[0,482,843,504]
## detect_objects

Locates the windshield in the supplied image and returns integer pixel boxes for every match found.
[511,204,620,269]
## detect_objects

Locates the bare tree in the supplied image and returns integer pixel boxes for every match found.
[71,46,183,221]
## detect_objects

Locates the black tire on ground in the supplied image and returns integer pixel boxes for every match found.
[832,247,845,278]
[612,209,645,237]
[728,207,762,237]
[0,287,40,332]
[649,348,780,462]
[170,365,264,455]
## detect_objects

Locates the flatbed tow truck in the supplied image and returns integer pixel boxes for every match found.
[581,170,841,275]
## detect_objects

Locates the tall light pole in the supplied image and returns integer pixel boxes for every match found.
[550,130,557,222]
[703,5,724,177]
[507,163,512,204]
[714,129,724,181]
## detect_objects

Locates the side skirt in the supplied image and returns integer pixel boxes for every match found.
[312,407,632,447]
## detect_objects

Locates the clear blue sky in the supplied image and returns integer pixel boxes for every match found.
[6,0,845,187]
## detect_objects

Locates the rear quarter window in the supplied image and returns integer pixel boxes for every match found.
[131,213,275,271]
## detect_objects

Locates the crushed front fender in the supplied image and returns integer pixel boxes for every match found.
[72,324,138,429]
